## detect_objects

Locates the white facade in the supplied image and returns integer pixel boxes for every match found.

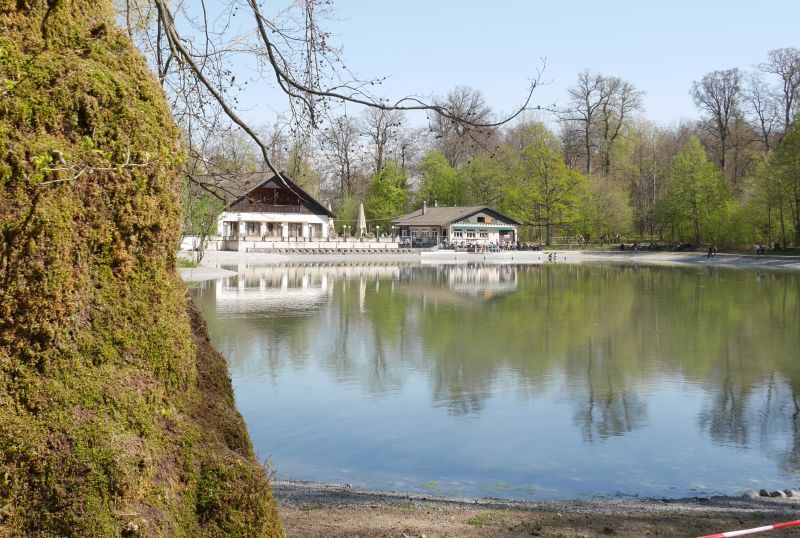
[217,210,330,241]
[448,222,516,245]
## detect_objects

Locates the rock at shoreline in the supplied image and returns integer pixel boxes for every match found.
[759,489,771,497]
[742,490,760,499]
[770,490,787,498]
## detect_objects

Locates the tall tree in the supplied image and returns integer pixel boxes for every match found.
[364,162,409,231]
[286,140,322,196]
[661,137,729,244]
[581,174,633,243]
[561,71,642,175]
[319,115,364,197]
[596,77,643,175]
[771,116,800,246]
[691,68,744,176]
[362,108,404,176]
[416,150,467,207]
[463,150,514,206]
[562,70,608,175]
[429,86,495,167]
[760,48,800,137]
[504,124,588,245]
[744,72,781,151]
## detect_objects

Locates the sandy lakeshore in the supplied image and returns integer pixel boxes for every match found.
[274,480,800,538]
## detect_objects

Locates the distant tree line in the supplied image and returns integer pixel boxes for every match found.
[188,47,800,249]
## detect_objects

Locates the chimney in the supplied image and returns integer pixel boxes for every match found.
[434,200,438,208]
[422,201,427,215]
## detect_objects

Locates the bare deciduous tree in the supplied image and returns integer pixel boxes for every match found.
[744,72,781,151]
[759,47,800,138]
[691,68,743,174]
[318,115,364,197]
[429,86,496,167]
[140,0,540,195]
[362,108,405,176]
[560,70,608,175]
[597,77,643,175]
[559,71,642,176]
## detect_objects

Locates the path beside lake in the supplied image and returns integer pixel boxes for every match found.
[178,265,238,282]
[187,249,800,272]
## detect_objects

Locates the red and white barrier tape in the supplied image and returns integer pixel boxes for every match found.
[698,519,800,537]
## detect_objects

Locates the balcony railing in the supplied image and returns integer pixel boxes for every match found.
[235,203,308,214]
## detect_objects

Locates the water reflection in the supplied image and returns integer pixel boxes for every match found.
[191,262,800,498]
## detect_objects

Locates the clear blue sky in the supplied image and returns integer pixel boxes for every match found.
[235,0,800,127]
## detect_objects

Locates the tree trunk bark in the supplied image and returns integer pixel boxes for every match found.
[0,3,283,535]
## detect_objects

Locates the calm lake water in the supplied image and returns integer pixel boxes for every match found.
[190,262,800,500]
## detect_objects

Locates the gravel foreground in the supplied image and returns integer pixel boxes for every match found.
[274,481,800,537]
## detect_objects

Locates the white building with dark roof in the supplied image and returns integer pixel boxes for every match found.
[391,203,520,247]
[211,172,334,243]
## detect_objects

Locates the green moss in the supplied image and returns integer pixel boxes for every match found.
[0,1,283,535]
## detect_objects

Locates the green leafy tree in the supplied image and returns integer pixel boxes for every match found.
[580,174,634,243]
[771,116,800,246]
[182,183,226,262]
[504,124,589,245]
[364,162,409,231]
[661,136,729,244]
[462,149,514,206]
[416,150,467,207]
[286,141,322,197]
[334,193,359,237]
[741,158,784,247]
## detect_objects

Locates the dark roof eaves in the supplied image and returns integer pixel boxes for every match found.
[391,206,519,226]
[214,172,335,218]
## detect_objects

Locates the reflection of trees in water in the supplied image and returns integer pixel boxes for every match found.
[432,365,489,416]
[571,337,647,442]
[698,345,750,447]
[689,272,800,470]
[191,263,800,465]
[780,388,800,473]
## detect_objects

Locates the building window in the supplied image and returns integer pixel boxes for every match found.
[453,231,463,238]
[467,231,476,238]
[480,232,488,238]
[477,216,485,223]
[245,222,260,235]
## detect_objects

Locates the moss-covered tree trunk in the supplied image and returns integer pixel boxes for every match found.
[0,1,283,535]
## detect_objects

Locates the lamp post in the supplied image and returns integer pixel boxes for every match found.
[375,225,380,241]
[343,225,349,240]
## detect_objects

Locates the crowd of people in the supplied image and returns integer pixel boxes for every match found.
[440,240,544,252]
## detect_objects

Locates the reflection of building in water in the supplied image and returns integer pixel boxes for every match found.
[208,262,520,313]
[215,265,332,313]
[396,264,519,303]
[445,264,518,299]
[213,263,407,313]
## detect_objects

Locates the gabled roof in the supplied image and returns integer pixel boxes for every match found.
[194,172,334,217]
[391,206,520,226]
